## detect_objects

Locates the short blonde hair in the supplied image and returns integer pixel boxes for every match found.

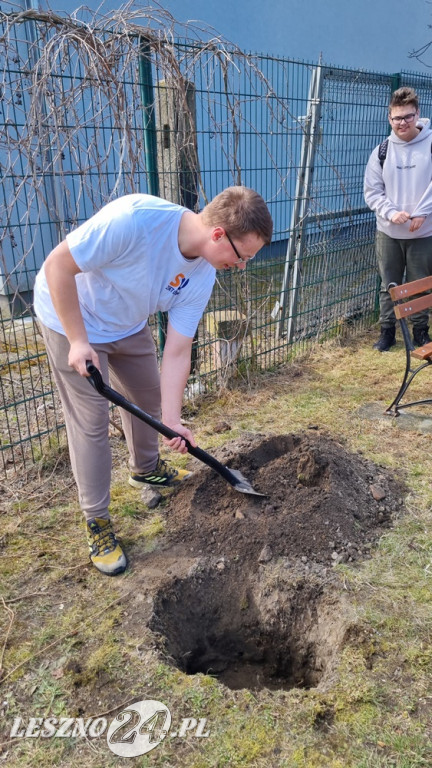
[202,186,273,244]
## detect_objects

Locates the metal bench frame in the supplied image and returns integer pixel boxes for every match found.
[385,276,432,416]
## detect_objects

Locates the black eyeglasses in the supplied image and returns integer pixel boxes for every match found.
[390,112,417,125]
[225,231,255,263]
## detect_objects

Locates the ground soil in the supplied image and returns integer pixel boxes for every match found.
[136,429,406,692]
[0,427,407,711]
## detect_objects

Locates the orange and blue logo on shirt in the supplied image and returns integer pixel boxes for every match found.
[166,273,190,296]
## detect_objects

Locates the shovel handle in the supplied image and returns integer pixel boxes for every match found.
[85,362,235,480]
[86,362,186,442]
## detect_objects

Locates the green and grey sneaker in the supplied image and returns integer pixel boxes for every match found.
[85,517,127,576]
[129,456,192,488]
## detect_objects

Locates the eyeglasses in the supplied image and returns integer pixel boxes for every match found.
[225,231,255,263]
[390,112,417,125]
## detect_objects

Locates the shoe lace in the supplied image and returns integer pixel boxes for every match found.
[91,524,116,554]
[155,458,177,481]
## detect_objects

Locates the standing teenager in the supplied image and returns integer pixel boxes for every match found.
[364,87,432,351]
[34,187,273,575]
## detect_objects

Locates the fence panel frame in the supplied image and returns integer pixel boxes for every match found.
[2,8,431,471]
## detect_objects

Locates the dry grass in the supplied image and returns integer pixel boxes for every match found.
[1,326,432,767]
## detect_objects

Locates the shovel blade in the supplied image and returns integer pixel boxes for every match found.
[228,469,266,497]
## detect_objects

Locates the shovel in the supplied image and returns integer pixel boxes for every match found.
[86,362,265,497]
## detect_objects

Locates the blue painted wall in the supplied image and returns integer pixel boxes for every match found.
[5,0,432,73]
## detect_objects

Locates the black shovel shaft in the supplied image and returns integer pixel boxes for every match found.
[85,363,241,486]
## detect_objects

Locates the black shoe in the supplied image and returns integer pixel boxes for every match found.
[412,327,431,347]
[373,327,396,352]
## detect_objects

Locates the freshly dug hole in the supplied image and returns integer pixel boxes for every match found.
[149,432,405,691]
[150,563,350,691]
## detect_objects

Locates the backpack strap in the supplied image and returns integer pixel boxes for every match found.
[378,137,432,169]
[378,138,389,169]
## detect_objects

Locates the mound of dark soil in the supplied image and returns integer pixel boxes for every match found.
[162,432,405,568]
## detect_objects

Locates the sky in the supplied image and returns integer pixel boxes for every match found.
[5,0,432,74]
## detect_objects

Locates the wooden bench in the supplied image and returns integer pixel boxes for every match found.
[385,276,432,416]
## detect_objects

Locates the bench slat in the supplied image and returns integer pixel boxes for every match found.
[390,276,432,300]
[394,293,432,319]
[411,342,432,360]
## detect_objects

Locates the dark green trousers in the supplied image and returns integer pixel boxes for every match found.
[376,230,432,328]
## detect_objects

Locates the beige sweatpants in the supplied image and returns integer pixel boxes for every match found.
[40,322,161,521]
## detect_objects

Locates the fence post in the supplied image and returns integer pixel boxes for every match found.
[155,78,198,211]
[275,63,324,342]
[391,73,401,94]
[138,39,166,353]
[138,39,160,198]
[155,77,201,373]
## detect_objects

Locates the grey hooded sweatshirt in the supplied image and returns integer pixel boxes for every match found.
[364,117,432,239]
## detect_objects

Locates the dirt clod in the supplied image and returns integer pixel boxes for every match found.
[370,484,386,501]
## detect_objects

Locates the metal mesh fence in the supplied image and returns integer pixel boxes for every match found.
[2,7,432,472]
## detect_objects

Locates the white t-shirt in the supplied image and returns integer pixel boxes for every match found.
[34,195,216,343]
